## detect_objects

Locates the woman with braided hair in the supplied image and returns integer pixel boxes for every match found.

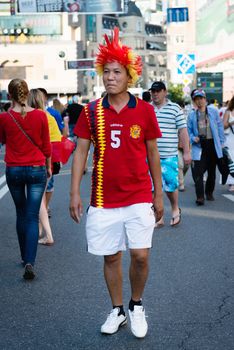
[0,79,51,280]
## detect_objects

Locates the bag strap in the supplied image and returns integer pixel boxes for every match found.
[7,111,42,152]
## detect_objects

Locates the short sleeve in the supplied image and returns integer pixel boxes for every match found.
[73,108,91,139]
[144,104,162,140]
[175,106,187,129]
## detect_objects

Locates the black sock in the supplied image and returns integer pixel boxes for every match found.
[129,298,142,311]
[113,305,125,316]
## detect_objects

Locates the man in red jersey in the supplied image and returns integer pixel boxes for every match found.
[69,27,163,338]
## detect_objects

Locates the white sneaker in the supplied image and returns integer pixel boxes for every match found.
[128,305,148,338]
[101,308,127,334]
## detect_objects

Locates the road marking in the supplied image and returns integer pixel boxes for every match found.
[0,175,8,199]
[58,167,91,176]
[223,194,234,202]
[0,184,8,199]
[59,169,71,175]
[187,208,234,221]
[0,175,6,185]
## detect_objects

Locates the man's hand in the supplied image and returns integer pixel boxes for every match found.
[153,195,164,223]
[183,151,192,165]
[69,193,83,223]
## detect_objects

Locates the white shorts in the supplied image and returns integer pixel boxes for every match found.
[86,203,155,256]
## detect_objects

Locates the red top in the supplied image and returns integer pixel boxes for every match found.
[0,109,51,166]
[74,93,162,208]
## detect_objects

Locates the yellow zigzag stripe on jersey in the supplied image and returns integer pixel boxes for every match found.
[84,105,95,145]
[96,98,106,207]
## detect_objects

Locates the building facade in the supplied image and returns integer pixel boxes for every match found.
[0,1,167,100]
[0,7,83,97]
[195,0,234,101]
[84,1,168,98]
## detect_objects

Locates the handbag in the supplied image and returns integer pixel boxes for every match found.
[223,146,234,176]
[8,111,59,175]
[51,141,62,175]
[52,161,61,175]
[60,136,76,164]
[218,146,234,185]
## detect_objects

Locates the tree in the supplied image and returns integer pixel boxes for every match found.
[167,83,184,106]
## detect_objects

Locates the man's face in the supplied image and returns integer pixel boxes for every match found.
[193,96,206,109]
[150,89,167,106]
[103,62,131,95]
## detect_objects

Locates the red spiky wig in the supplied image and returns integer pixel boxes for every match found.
[95,27,142,86]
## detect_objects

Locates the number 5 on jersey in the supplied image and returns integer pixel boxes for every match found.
[111,130,121,148]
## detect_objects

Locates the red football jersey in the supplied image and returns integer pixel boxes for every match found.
[74,93,161,208]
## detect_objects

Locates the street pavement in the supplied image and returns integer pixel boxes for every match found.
[0,147,234,350]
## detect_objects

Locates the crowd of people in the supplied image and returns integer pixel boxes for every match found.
[0,26,234,340]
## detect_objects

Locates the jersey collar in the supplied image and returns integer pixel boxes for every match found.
[102,92,137,109]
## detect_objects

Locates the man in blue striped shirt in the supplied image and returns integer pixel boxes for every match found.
[150,81,191,227]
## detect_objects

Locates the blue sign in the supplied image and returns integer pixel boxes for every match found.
[167,7,189,23]
[177,54,195,75]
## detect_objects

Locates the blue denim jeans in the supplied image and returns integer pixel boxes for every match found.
[46,175,54,193]
[6,166,47,265]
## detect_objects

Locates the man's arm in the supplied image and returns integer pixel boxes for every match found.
[69,138,91,223]
[178,127,191,165]
[146,139,164,222]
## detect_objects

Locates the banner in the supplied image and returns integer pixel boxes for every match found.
[17,0,125,13]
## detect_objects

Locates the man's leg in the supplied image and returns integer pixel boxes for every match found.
[101,251,127,334]
[104,251,123,306]
[162,156,181,224]
[178,149,185,191]
[129,248,150,301]
[166,190,181,225]
[128,248,150,338]
[166,189,178,212]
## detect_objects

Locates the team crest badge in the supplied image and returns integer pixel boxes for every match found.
[130,125,141,139]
